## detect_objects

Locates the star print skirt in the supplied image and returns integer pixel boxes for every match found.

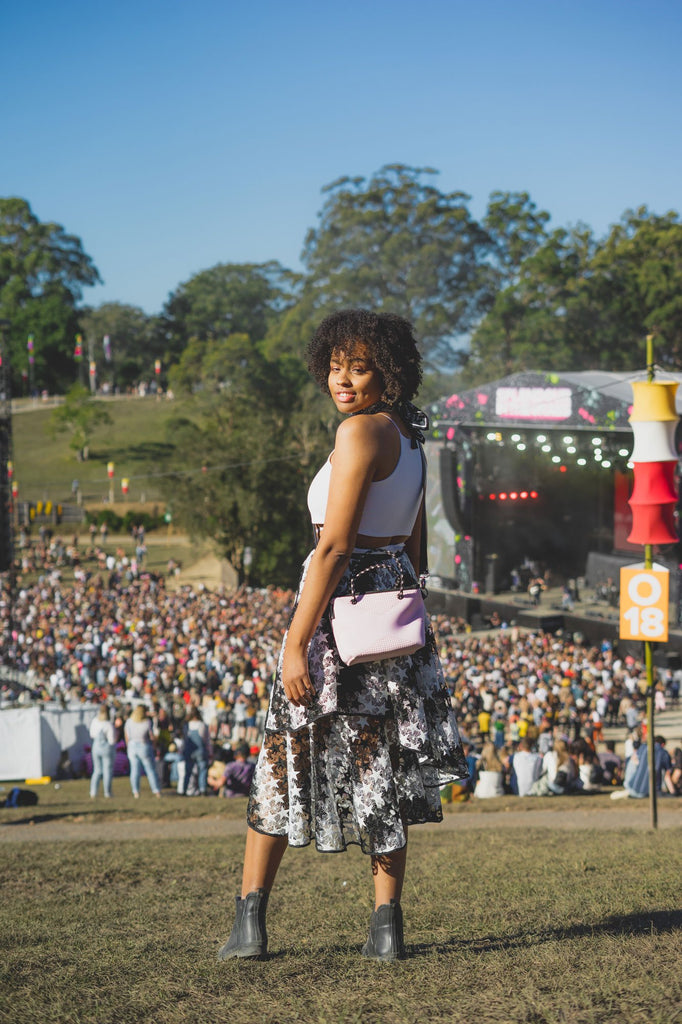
[246,546,470,855]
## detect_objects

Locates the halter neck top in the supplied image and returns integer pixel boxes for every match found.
[306,416,423,537]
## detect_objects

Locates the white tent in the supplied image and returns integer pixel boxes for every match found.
[0,704,98,781]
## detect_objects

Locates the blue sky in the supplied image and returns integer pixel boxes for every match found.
[3,0,681,314]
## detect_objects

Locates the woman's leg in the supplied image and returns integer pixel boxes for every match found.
[130,750,141,796]
[103,752,114,798]
[90,752,102,797]
[197,757,208,795]
[363,835,408,961]
[241,827,288,897]
[141,748,160,794]
[371,837,407,909]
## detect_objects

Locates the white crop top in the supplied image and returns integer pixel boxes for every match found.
[306,417,423,537]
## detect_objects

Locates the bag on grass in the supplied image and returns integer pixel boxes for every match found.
[4,787,39,808]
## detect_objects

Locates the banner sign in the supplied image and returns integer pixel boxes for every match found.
[619,563,669,642]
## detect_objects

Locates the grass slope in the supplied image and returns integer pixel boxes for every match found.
[12,397,176,506]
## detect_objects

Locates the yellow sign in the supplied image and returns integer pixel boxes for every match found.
[619,564,669,642]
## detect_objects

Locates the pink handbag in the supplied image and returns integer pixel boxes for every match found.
[329,556,426,666]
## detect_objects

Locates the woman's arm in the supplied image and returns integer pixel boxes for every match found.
[282,415,384,706]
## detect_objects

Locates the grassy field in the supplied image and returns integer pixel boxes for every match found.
[0,784,680,1024]
[12,396,177,506]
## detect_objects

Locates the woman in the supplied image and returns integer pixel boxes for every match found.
[183,706,210,796]
[539,737,577,795]
[89,704,116,799]
[124,705,161,798]
[473,741,505,798]
[218,309,468,963]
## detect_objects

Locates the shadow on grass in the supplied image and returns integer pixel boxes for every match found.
[218,910,682,964]
[90,441,175,463]
[418,909,682,956]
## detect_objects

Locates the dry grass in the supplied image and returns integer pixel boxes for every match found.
[0,784,680,1024]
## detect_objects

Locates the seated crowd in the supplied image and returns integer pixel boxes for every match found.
[1,553,681,800]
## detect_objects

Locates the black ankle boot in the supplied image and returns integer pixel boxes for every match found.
[361,899,405,962]
[218,889,269,960]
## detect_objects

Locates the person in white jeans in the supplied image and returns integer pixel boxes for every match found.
[90,705,116,798]
[124,705,161,797]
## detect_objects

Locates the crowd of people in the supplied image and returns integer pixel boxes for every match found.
[2,543,681,801]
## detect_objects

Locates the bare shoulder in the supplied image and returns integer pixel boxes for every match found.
[334,414,386,460]
[335,414,391,443]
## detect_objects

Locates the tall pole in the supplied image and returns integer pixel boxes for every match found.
[644,334,657,830]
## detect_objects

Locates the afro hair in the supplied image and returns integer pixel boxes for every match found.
[306,309,422,405]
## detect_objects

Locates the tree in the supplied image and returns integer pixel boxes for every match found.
[300,164,494,370]
[463,207,682,384]
[482,191,551,289]
[463,225,595,382]
[587,208,682,367]
[49,383,112,461]
[78,302,160,391]
[0,198,100,392]
[163,334,330,585]
[159,261,300,362]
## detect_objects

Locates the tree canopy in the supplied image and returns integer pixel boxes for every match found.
[300,164,493,369]
[0,198,100,392]
[163,333,331,586]
[159,261,300,362]
[78,302,160,390]
[7,174,681,585]
[462,207,682,384]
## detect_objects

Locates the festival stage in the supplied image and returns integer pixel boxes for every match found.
[423,369,682,659]
[426,582,682,662]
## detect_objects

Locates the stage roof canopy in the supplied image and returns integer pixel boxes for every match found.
[430,370,682,435]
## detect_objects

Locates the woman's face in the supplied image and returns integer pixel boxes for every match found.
[328,345,384,415]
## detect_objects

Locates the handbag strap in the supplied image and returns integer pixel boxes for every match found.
[417,442,428,581]
[347,551,408,602]
[347,445,429,601]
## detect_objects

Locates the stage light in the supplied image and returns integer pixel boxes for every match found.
[618,448,630,457]
[499,492,508,500]
[542,444,551,453]
[520,491,528,499]
[516,442,526,451]
[577,458,587,466]
[552,455,561,463]
[567,446,576,454]
[627,460,634,469]
[488,493,496,500]
[536,434,547,443]
[560,466,567,473]
[530,490,538,499]
[486,432,497,441]
[594,451,602,461]
[602,460,612,468]
[510,491,518,500]
[591,437,601,446]
[562,435,573,444]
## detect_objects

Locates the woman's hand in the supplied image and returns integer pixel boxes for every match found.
[281,644,315,707]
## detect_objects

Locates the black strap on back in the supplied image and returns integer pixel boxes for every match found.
[417,442,429,580]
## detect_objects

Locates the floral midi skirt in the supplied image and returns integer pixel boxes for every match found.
[247,546,469,856]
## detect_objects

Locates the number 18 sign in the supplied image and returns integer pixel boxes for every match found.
[619,564,670,642]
